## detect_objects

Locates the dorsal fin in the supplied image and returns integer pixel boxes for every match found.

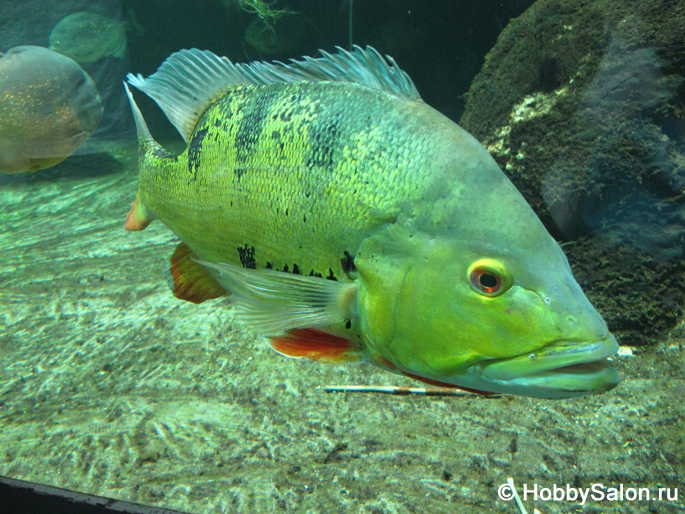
[126,46,421,143]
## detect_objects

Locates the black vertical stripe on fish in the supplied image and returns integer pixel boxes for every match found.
[307,120,339,169]
[234,88,278,163]
[188,126,209,182]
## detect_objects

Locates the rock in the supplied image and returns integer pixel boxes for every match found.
[461,0,685,345]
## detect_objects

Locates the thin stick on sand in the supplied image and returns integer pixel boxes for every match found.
[324,385,502,398]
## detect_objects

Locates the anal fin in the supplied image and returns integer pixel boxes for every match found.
[267,329,362,364]
[167,243,226,304]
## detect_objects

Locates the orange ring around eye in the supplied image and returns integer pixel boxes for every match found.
[467,259,512,297]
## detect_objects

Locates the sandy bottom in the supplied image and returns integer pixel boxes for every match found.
[0,147,683,514]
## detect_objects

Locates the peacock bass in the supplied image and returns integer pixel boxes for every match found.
[123,47,619,399]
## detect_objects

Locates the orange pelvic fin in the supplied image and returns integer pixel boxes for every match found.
[124,192,153,231]
[267,329,362,364]
[167,242,226,304]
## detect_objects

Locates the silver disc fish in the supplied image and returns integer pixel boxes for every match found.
[123,46,619,399]
[0,46,103,174]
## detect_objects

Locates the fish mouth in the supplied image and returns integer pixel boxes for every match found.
[476,335,620,398]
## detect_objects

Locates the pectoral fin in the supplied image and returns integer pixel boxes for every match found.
[195,260,359,335]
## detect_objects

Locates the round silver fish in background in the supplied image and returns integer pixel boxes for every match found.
[0,46,103,174]
[49,12,130,63]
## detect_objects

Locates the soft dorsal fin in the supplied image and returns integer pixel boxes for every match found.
[126,46,421,143]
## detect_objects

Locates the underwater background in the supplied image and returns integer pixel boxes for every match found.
[0,0,683,513]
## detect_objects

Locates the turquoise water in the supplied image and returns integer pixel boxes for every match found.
[1,1,683,513]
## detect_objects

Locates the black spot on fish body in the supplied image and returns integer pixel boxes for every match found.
[283,264,290,273]
[188,126,209,182]
[266,261,273,269]
[345,320,352,329]
[234,166,247,182]
[214,119,221,127]
[270,130,285,154]
[341,251,356,275]
[309,270,322,278]
[326,269,337,281]
[292,264,300,275]
[237,245,256,269]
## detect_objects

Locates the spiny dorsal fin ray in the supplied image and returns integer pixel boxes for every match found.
[126,46,421,143]
[123,82,153,143]
[195,260,359,336]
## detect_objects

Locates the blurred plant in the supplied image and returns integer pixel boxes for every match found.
[220,0,292,29]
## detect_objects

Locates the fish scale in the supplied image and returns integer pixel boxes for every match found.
[138,81,431,280]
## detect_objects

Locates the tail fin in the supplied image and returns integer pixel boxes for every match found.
[123,82,157,231]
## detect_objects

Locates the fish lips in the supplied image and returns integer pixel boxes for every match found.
[476,335,620,397]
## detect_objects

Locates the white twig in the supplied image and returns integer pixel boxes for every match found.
[324,385,501,398]
[507,477,543,514]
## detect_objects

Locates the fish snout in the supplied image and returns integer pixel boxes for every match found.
[475,333,619,398]
[540,268,611,345]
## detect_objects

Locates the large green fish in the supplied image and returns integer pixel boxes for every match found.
[124,47,619,399]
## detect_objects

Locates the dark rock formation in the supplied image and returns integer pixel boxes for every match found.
[461,0,685,345]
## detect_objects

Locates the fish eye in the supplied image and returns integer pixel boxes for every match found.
[467,259,512,297]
